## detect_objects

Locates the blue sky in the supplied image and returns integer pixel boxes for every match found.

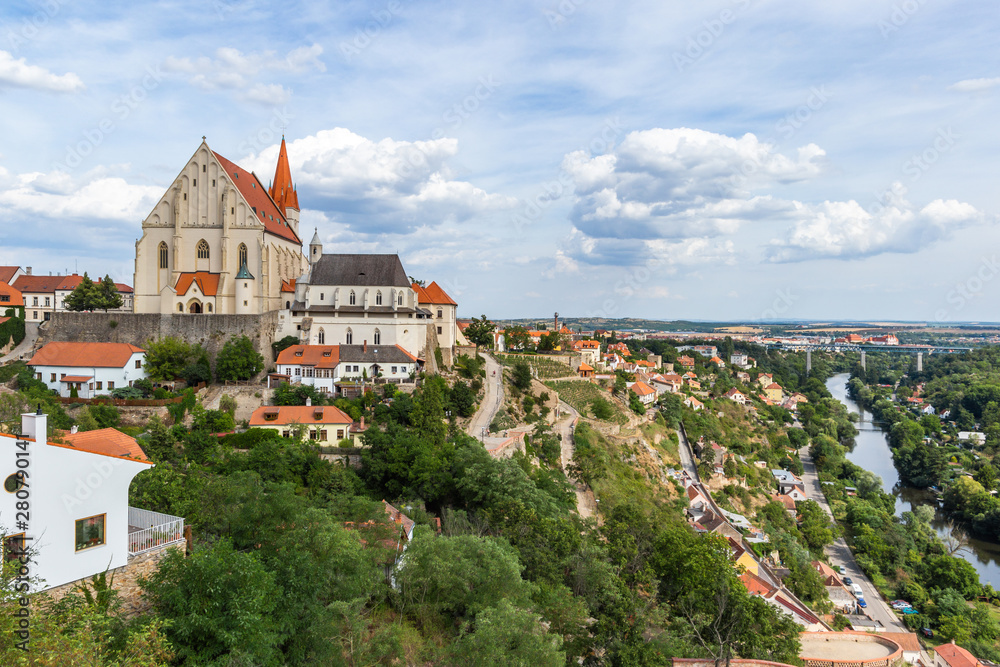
[1,0,999,323]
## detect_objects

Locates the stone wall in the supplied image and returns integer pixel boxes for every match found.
[42,311,281,362]
[41,544,182,619]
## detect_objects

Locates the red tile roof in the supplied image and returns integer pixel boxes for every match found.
[214,151,301,245]
[268,137,299,216]
[29,342,144,368]
[276,345,340,369]
[740,571,776,597]
[13,274,71,294]
[174,272,221,297]
[578,363,594,372]
[631,380,655,396]
[281,278,296,293]
[0,267,19,284]
[249,405,354,427]
[411,281,457,306]
[935,643,982,667]
[0,282,24,307]
[60,375,94,382]
[880,632,922,653]
[58,428,151,463]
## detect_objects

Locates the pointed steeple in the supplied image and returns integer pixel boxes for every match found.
[269,136,299,217]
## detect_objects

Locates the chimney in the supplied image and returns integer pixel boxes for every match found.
[305,397,312,407]
[363,340,367,353]
[25,267,31,275]
[360,415,365,430]
[21,409,48,442]
[71,425,78,434]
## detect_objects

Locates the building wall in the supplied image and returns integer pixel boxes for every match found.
[254,422,351,445]
[0,413,151,592]
[31,352,147,398]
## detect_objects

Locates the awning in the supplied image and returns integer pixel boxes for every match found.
[61,375,93,383]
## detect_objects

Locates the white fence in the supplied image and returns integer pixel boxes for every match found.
[128,506,185,557]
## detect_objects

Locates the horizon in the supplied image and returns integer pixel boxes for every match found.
[2,1,998,322]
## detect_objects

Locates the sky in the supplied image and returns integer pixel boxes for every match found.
[1,0,999,323]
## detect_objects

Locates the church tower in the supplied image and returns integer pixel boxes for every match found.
[269,136,300,236]
[309,228,323,266]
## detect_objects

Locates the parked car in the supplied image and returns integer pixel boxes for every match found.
[891,600,911,610]
[902,607,919,615]
[921,627,934,638]
[857,598,867,608]
[842,577,853,586]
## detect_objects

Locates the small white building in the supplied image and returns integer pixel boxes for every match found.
[274,343,419,396]
[248,405,355,445]
[0,412,183,592]
[29,342,147,398]
[958,431,986,445]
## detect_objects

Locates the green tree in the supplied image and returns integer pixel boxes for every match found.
[142,539,282,666]
[144,336,198,381]
[448,599,565,667]
[215,335,264,382]
[465,315,495,352]
[62,273,98,311]
[511,360,532,392]
[95,275,124,311]
[272,334,301,357]
[505,325,531,351]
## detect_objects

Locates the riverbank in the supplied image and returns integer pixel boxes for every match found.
[826,373,1000,587]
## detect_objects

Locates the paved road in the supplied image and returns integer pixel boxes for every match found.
[1,323,39,363]
[467,353,503,439]
[799,445,907,632]
[677,422,700,482]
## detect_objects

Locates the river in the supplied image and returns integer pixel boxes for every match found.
[825,373,1000,587]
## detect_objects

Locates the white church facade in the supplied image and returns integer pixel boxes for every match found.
[133,138,306,315]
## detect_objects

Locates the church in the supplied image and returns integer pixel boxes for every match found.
[133,137,306,315]
[132,137,462,362]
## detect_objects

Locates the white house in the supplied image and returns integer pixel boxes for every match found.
[0,412,184,592]
[248,405,355,445]
[723,388,747,405]
[274,343,419,396]
[28,342,147,398]
[958,431,986,445]
[630,380,657,406]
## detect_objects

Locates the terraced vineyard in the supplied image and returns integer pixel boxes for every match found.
[496,353,575,379]
[545,380,630,424]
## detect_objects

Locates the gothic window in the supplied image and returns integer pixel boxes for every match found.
[376,291,382,305]
[197,239,210,259]
[318,328,325,344]
[158,242,168,269]
[349,291,356,305]
[374,329,381,345]
[238,243,248,268]
[398,293,403,306]
[346,328,353,345]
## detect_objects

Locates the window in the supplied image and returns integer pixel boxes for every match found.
[208,303,213,312]
[309,430,318,440]
[183,193,187,200]
[32,297,37,306]
[197,239,210,259]
[95,381,102,390]
[192,178,197,186]
[238,243,248,268]
[177,304,183,312]
[202,164,206,173]
[295,368,301,376]
[349,291,356,305]
[33,311,37,320]
[3,533,26,563]
[75,514,106,552]
[376,291,382,305]
[135,360,142,369]
[50,373,56,382]
[212,179,216,187]
[34,373,40,381]
[318,429,327,441]
[89,383,94,391]
[346,329,353,344]
[437,309,443,318]
[158,242,168,268]
[282,430,290,438]
[437,326,443,335]
[337,429,345,439]
[45,297,50,307]
[391,366,398,374]
[242,301,247,306]
[318,328,325,344]
[374,329,381,345]
[108,381,114,390]
[0,295,8,303]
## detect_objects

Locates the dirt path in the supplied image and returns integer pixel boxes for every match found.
[467,353,503,439]
[556,400,598,521]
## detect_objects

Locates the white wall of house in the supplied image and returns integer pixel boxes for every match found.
[31,352,147,398]
[254,422,352,445]
[0,413,152,592]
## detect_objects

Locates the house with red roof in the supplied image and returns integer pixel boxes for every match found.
[249,404,355,445]
[274,343,419,395]
[411,281,460,349]
[630,380,657,405]
[934,642,984,667]
[723,388,747,405]
[14,272,133,323]
[133,137,306,316]
[1,411,183,593]
[28,342,147,398]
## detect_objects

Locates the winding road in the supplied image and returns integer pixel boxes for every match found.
[467,353,503,438]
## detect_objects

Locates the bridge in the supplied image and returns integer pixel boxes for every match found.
[765,342,974,373]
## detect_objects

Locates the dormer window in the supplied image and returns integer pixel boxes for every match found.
[294,350,303,357]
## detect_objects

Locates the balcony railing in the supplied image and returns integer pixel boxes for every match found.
[128,507,185,557]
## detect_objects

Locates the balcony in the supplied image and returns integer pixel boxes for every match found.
[128,507,185,557]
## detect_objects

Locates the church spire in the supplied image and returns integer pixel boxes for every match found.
[269,136,299,217]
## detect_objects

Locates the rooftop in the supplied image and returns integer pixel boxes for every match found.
[29,341,145,368]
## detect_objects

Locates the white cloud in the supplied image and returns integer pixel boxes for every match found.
[0,50,84,93]
[0,170,160,223]
[164,44,324,103]
[766,185,986,262]
[948,77,1000,93]
[241,129,516,233]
